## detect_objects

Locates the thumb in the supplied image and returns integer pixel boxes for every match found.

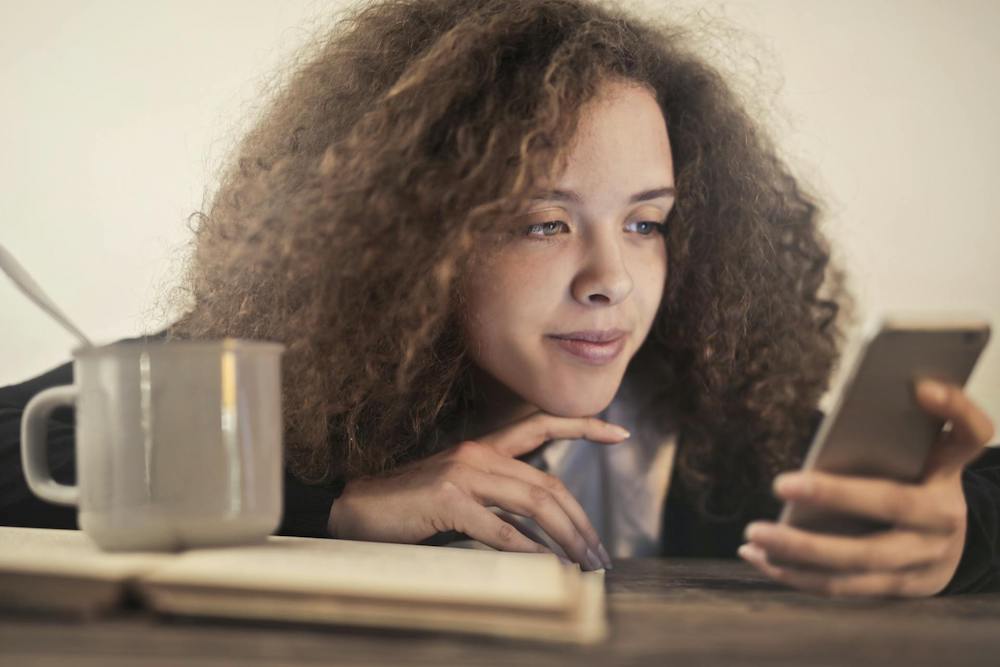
[920,428,979,484]
[916,379,994,482]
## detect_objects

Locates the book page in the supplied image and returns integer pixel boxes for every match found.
[0,527,172,581]
[143,535,573,609]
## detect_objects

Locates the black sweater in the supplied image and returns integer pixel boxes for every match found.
[3,334,999,595]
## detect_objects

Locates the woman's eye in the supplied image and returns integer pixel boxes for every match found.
[523,219,668,239]
[524,221,568,238]
[628,221,668,236]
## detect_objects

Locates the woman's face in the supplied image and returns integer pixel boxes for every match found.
[461,79,674,424]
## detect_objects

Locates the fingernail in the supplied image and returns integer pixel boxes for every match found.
[585,547,603,571]
[738,543,765,560]
[918,380,947,404]
[608,424,630,439]
[774,473,806,496]
[597,543,613,570]
[744,521,772,542]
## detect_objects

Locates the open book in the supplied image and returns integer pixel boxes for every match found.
[0,527,606,644]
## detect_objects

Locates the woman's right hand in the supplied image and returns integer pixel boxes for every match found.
[327,412,629,570]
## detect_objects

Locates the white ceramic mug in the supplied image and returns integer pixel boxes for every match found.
[20,339,285,551]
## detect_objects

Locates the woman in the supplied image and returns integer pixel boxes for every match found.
[2,0,998,597]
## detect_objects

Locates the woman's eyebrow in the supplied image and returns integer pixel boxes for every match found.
[529,186,676,204]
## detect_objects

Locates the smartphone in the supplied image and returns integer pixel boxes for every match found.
[777,313,991,537]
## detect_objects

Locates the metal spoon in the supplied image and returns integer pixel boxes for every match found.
[0,242,94,349]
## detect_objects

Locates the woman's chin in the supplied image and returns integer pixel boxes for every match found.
[532,385,620,419]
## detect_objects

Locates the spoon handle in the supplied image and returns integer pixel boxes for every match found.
[0,242,94,349]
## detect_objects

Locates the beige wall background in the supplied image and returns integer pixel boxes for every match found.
[3,1,998,433]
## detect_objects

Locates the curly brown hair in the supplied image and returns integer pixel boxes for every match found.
[162,0,853,519]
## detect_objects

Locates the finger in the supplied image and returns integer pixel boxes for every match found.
[744,521,946,572]
[915,380,996,481]
[484,453,606,552]
[463,468,600,570]
[738,543,931,598]
[773,471,956,533]
[914,380,996,446]
[491,508,552,546]
[448,493,554,556]
[921,429,985,485]
[477,413,630,458]
[445,441,611,565]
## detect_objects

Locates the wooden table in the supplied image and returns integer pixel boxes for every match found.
[2,558,998,666]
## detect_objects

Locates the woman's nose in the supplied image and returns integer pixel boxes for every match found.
[569,233,633,305]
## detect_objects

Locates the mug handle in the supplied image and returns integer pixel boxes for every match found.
[20,385,80,506]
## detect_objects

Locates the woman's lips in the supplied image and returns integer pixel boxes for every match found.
[547,334,626,365]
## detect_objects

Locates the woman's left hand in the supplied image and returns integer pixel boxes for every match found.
[739,378,996,598]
